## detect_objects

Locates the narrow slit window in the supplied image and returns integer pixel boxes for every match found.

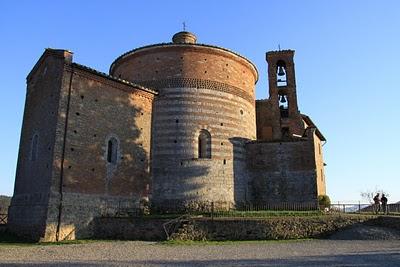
[107,137,118,164]
[198,129,211,159]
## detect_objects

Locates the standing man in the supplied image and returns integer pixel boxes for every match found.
[381,194,388,215]
[373,193,381,214]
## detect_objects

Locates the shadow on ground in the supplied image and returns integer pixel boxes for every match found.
[1,250,400,266]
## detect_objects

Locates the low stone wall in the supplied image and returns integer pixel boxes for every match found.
[171,215,378,241]
[92,217,169,241]
[92,215,390,241]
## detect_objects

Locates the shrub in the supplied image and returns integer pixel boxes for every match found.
[318,195,331,209]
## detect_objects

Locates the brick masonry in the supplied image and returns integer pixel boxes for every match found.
[247,129,320,203]
[8,31,327,241]
[8,49,156,241]
[110,34,258,210]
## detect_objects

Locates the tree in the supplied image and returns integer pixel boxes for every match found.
[318,195,331,209]
[360,187,389,204]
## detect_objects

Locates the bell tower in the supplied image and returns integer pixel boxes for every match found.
[266,50,304,140]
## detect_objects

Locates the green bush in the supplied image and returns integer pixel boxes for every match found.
[318,195,331,209]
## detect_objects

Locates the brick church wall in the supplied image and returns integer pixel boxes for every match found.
[48,65,155,241]
[111,42,258,210]
[246,129,319,204]
[7,50,69,241]
[8,50,156,241]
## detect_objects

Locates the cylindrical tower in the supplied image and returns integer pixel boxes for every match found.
[110,31,258,210]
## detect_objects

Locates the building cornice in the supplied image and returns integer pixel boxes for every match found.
[109,42,259,83]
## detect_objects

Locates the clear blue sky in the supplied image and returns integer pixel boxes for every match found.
[1,0,399,203]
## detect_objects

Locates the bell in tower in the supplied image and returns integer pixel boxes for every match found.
[276,60,287,86]
[277,66,285,76]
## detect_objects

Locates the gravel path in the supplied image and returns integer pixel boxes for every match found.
[1,239,400,266]
[328,224,400,240]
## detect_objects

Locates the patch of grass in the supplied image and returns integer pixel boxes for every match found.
[0,229,100,247]
[37,239,99,246]
[160,238,313,246]
[140,213,189,219]
[208,210,324,218]
[138,210,325,220]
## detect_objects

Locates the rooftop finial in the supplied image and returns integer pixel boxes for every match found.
[278,44,281,51]
[183,21,186,31]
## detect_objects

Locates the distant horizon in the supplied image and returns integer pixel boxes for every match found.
[1,0,399,203]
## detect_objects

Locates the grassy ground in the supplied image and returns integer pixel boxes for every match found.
[135,210,325,219]
[208,210,324,217]
[160,239,313,246]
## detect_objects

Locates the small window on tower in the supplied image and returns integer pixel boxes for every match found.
[107,137,118,164]
[276,60,287,87]
[198,129,211,159]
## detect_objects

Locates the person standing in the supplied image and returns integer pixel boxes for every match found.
[373,193,381,214]
[381,194,388,215]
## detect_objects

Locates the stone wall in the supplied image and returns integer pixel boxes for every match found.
[246,130,319,204]
[255,99,274,140]
[91,215,391,242]
[48,63,155,241]
[8,49,70,241]
[47,193,140,240]
[59,65,154,197]
[150,86,255,209]
[171,216,375,241]
[93,217,169,241]
[9,49,156,242]
[111,37,258,210]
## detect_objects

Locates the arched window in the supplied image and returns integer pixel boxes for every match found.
[278,93,289,118]
[107,137,118,164]
[276,60,287,87]
[198,130,211,159]
[31,134,39,161]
